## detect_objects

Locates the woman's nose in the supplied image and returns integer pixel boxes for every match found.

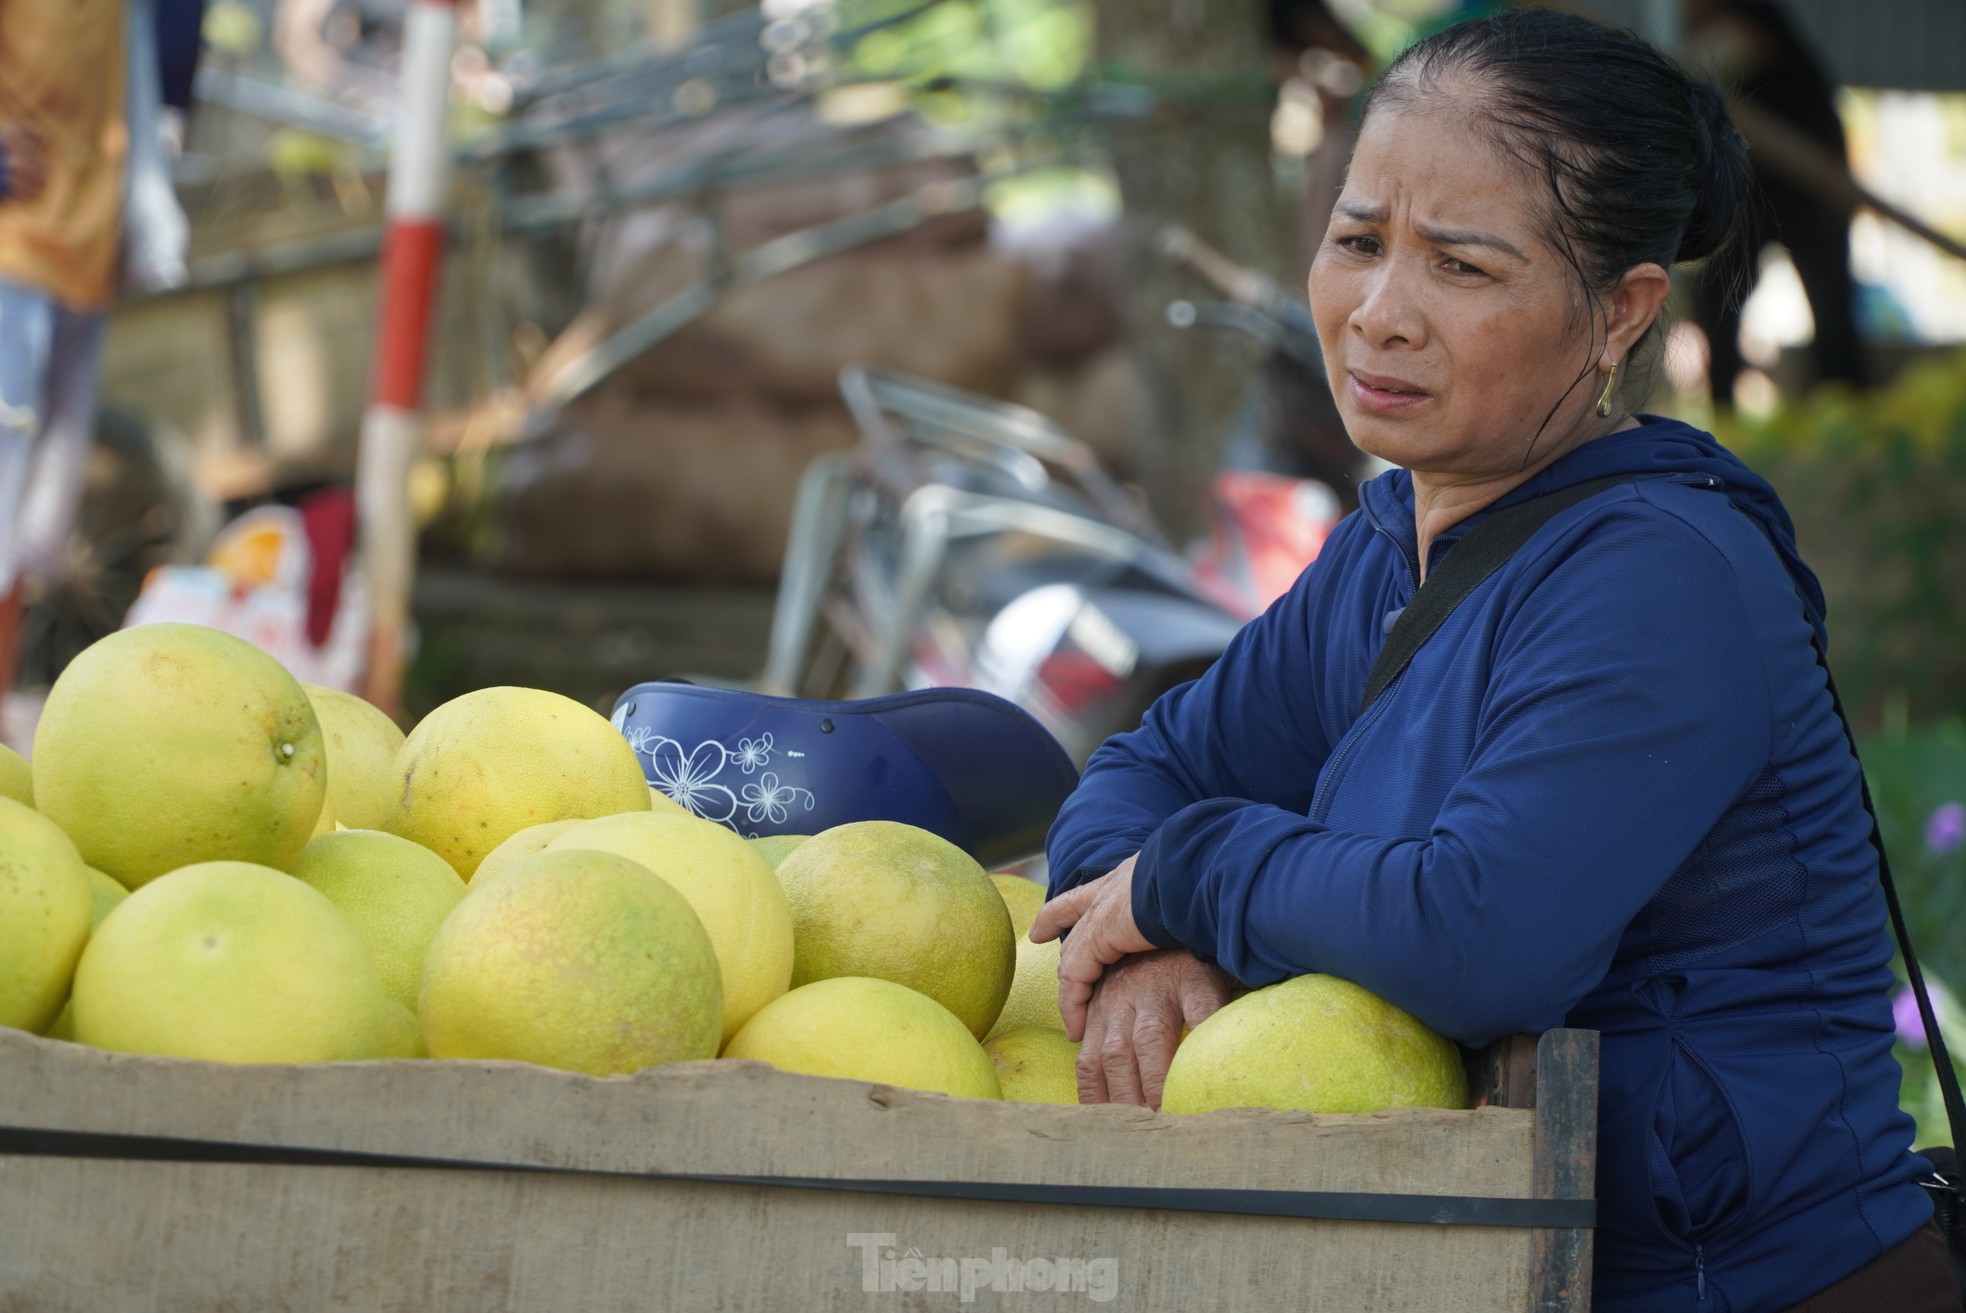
[1349,260,1426,349]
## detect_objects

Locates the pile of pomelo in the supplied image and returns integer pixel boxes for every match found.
[0,622,1466,1114]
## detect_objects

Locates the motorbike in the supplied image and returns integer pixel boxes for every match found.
[760,227,1357,767]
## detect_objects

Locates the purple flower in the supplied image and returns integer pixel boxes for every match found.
[1894,985,1929,1049]
[1925,802,1966,854]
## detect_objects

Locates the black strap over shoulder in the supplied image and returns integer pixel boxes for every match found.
[1358,473,1643,717]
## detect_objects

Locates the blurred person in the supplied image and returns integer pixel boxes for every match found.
[0,1,187,716]
[1685,0,1868,402]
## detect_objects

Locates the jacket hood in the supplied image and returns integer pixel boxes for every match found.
[1358,416,1828,640]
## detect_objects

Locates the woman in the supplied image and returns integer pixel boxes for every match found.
[1033,11,1953,1311]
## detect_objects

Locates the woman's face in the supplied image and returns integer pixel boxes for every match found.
[1309,102,1609,479]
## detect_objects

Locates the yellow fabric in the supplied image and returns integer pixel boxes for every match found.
[0,0,128,310]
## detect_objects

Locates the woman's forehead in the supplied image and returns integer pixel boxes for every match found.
[1340,106,1546,241]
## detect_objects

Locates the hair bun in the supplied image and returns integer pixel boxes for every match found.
[1676,78,1753,272]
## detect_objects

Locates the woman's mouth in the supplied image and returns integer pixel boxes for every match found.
[1347,371,1432,414]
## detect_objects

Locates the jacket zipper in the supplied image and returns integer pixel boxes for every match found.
[1313,516,1421,822]
[1694,1245,1710,1311]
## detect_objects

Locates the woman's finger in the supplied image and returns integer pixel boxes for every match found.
[1097,1000,1147,1106]
[1028,879,1096,944]
[1076,991,1118,1105]
[1131,1004,1182,1111]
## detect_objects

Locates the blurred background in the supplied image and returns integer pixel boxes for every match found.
[2,0,1963,1130]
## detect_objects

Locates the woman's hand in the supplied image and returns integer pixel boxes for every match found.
[1029,854,1156,1038]
[1074,948,1236,1108]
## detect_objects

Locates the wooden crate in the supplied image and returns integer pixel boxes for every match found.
[0,1027,1596,1312]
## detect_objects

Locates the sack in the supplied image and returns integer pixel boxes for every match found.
[1917,1145,1966,1306]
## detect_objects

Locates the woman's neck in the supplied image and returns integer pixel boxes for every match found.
[1409,415,1639,585]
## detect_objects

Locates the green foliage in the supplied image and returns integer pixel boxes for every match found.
[1713,348,1966,731]
[839,0,1094,112]
[1860,718,1966,1146]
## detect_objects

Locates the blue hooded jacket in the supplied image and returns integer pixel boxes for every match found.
[1047,418,1932,1312]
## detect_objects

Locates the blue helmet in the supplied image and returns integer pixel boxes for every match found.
[608,683,1079,868]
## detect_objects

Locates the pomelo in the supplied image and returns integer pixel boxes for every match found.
[984,935,1066,1041]
[991,872,1046,939]
[545,812,793,1042]
[1161,974,1468,1115]
[418,848,722,1076]
[70,860,393,1063]
[43,868,132,1041]
[648,786,688,816]
[985,1025,1081,1105]
[724,976,1001,1099]
[303,684,406,833]
[775,821,1014,1039]
[385,687,650,880]
[32,624,326,888]
[474,818,582,885]
[0,742,31,806]
[289,829,467,1011]
[377,998,425,1058]
[0,797,91,1033]
[747,834,809,869]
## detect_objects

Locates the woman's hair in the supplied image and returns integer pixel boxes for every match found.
[1362,8,1756,374]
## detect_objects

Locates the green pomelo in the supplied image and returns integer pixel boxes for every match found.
[775,821,1013,1039]
[1161,975,1468,1115]
[724,976,1001,1099]
[418,848,723,1076]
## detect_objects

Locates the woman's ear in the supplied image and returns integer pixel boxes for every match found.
[1603,262,1673,365]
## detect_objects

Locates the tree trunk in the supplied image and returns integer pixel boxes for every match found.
[1092,0,1290,542]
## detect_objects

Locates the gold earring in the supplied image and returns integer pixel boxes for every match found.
[1596,361,1620,418]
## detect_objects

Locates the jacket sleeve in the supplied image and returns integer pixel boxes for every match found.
[1043,516,1371,899]
[1129,510,1776,1044]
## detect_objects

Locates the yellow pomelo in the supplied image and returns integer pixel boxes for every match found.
[991,872,1046,939]
[546,812,793,1042]
[1162,975,1468,1115]
[44,868,131,1041]
[0,742,31,806]
[386,687,651,879]
[724,977,1001,1099]
[310,794,336,838]
[419,848,722,1076]
[71,860,393,1063]
[776,821,1014,1039]
[648,786,688,816]
[32,624,326,888]
[303,684,405,832]
[984,935,1066,1041]
[474,818,582,885]
[747,834,810,869]
[0,797,91,1033]
[289,830,467,1011]
[985,1025,1081,1105]
[378,998,425,1058]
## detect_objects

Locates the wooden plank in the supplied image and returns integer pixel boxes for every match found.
[0,1029,1535,1199]
[2,1158,1536,1312]
[0,1028,1588,1311]
[1478,1034,1542,1111]
[1527,1029,1600,1313]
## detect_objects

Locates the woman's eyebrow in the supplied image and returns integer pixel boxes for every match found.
[1334,202,1530,264]
[1416,224,1529,263]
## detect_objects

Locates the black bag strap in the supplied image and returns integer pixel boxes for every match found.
[1359,473,1641,717]
[1359,469,1966,1159]
[1818,663,1966,1158]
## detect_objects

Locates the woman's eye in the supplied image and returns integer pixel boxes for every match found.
[1337,234,1381,256]
[1444,257,1487,277]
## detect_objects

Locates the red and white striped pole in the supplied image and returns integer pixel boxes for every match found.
[358,0,458,716]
